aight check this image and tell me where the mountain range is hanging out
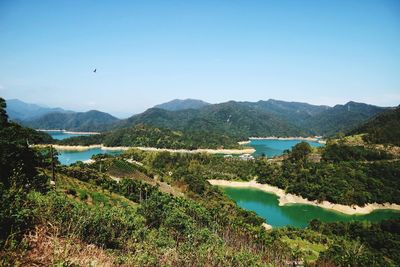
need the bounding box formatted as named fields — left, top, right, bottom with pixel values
left=6, top=98, right=391, bottom=138
left=6, top=99, right=72, bottom=121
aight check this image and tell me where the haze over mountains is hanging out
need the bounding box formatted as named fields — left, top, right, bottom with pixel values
left=6, top=98, right=391, bottom=138
left=6, top=99, right=72, bottom=121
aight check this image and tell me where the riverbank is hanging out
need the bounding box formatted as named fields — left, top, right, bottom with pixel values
left=33, top=144, right=255, bottom=154
left=37, top=129, right=100, bottom=135
left=208, top=179, right=400, bottom=215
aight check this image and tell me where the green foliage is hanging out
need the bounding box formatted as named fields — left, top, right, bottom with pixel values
left=23, top=110, right=118, bottom=132
left=28, top=191, right=143, bottom=249
left=256, top=144, right=400, bottom=206
left=288, top=141, right=312, bottom=162
left=0, top=98, right=50, bottom=246
left=60, top=124, right=240, bottom=149
left=312, top=220, right=400, bottom=266
left=322, top=143, right=393, bottom=162
left=351, top=106, right=400, bottom=146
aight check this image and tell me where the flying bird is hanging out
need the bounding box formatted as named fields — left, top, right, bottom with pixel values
left=93, top=68, right=97, bottom=73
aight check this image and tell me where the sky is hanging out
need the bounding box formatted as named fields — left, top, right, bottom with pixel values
left=0, top=0, right=399, bottom=118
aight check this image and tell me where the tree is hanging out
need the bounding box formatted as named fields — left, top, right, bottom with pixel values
left=289, top=142, right=312, bottom=162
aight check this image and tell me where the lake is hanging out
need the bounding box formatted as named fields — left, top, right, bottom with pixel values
left=248, top=139, right=323, bottom=157
left=45, top=131, right=94, bottom=140
left=58, top=148, right=123, bottom=165
left=222, top=187, right=400, bottom=228
left=44, top=131, right=121, bottom=165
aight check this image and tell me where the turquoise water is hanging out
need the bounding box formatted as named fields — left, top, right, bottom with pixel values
left=248, top=139, right=323, bottom=157
left=45, top=131, right=92, bottom=140
left=58, top=148, right=123, bottom=165
left=222, top=187, right=400, bottom=228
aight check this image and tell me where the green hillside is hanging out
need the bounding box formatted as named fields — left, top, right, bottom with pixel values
left=120, top=101, right=308, bottom=138
left=350, top=106, right=400, bottom=146
left=23, top=110, right=119, bottom=131
left=60, top=124, right=240, bottom=149
left=304, top=101, right=386, bottom=136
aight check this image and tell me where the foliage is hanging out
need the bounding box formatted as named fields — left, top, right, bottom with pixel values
left=351, top=106, right=400, bottom=146
left=22, top=110, right=118, bottom=132
left=255, top=141, right=400, bottom=206
left=60, top=124, right=241, bottom=149
left=322, top=143, right=393, bottom=162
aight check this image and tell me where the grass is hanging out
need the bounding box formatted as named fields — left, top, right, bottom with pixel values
left=49, top=170, right=138, bottom=209
left=281, top=236, right=327, bottom=262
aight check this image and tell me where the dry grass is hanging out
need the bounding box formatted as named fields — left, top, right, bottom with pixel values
left=10, top=224, right=118, bottom=267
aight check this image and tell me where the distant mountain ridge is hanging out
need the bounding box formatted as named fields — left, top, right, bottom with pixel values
left=154, top=99, right=210, bottom=111
left=6, top=99, right=72, bottom=121
left=23, top=110, right=119, bottom=132
left=7, top=98, right=392, bottom=137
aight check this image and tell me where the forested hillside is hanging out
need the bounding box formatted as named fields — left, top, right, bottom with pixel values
left=60, top=124, right=240, bottom=149
left=120, top=101, right=308, bottom=138
left=350, top=106, right=400, bottom=146
left=23, top=110, right=119, bottom=131
left=303, top=101, right=386, bottom=135
left=9, top=98, right=390, bottom=139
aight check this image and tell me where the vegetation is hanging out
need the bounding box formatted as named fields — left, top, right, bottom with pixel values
left=351, top=106, right=400, bottom=146
left=2, top=97, right=400, bottom=266
left=60, top=124, right=241, bottom=149
left=23, top=110, right=118, bottom=131
left=256, top=142, right=400, bottom=206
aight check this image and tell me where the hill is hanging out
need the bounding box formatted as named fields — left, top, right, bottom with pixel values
left=60, top=124, right=240, bottom=149
left=13, top=98, right=390, bottom=138
left=241, top=99, right=330, bottom=127
left=120, top=101, right=307, bottom=139
left=303, top=101, right=387, bottom=135
left=23, top=110, right=119, bottom=131
left=6, top=99, right=72, bottom=121
left=350, top=106, right=400, bottom=146
left=153, top=98, right=210, bottom=111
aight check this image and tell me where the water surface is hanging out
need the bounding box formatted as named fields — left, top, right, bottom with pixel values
left=45, top=131, right=93, bottom=140
left=248, top=139, right=323, bottom=157
left=58, top=148, right=123, bottom=165
left=223, top=187, right=400, bottom=228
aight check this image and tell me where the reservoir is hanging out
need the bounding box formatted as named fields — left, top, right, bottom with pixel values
left=248, top=139, right=323, bottom=157
left=43, top=131, right=122, bottom=165
left=58, top=148, right=123, bottom=165
left=222, top=187, right=400, bottom=228
left=45, top=130, right=95, bottom=140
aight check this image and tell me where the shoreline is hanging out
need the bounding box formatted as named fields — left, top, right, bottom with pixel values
left=208, top=179, right=400, bottom=215
left=37, top=129, right=101, bottom=135
left=33, top=144, right=255, bottom=154
left=249, top=136, right=322, bottom=142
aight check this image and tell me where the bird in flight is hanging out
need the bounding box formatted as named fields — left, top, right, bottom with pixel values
left=93, top=68, right=97, bottom=73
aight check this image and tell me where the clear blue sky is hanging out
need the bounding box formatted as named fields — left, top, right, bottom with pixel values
left=1, top=0, right=399, bottom=117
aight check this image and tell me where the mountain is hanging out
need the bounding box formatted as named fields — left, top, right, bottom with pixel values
left=6, top=99, right=72, bottom=121
left=119, top=101, right=307, bottom=139
left=241, top=99, right=330, bottom=126
left=14, top=98, right=390, bottom=138
left=350, top=106, right=400, bottom=146
left=23, top=110, right=119, bottom=131
left=303, top=101, right=387, bottom=136
left=153, top=98, right=210, bottom=111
